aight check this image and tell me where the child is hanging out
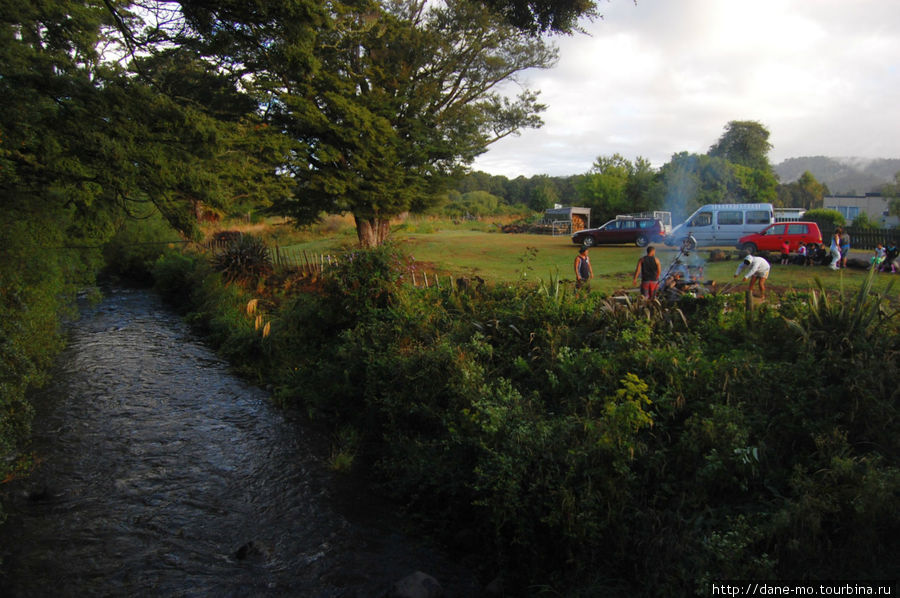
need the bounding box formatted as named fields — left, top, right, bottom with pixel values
left=796, top=243, right=809, bottom=266
left=882, top=242, right=899, bottom=273
left=870, top=243, right=886, bottom=269
left=780, top=239, right=790, bottom=265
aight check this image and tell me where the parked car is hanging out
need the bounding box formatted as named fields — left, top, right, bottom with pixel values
left=666, top=203, right=774, bottom=248
left=572, top=217, right=665, bottom=247
left=737, top=221, right=823, bottom=254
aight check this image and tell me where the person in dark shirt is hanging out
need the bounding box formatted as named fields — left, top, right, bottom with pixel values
left=632, top=246, right=662, bottom=299
left=574, top=245, right=593, bottom=292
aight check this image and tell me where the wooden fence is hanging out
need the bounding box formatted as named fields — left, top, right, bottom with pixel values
left=270, top=245, right=337, bottom=273
left=268, top=244, right=452, bottom=288
left=821, top=227, right=900, bottom=251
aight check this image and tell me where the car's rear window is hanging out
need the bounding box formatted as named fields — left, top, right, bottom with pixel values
left=787, top=224, right=808, bottom=234
left=638, top=220, right=658, bottom=229
left=746, top=210, right=771, bottom=224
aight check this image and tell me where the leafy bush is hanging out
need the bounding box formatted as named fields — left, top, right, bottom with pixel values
left=804, top=207, right=845, bottom=230
left=102, top=211, right=182, bottom=283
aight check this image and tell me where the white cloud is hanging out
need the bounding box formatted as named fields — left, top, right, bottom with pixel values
left=472, top=0, right=900, bottom=177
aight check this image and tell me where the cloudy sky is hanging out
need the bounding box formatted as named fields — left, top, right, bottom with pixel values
left=471, top=0, right=900, bottom=178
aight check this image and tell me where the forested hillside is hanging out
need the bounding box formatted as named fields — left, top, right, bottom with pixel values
left=775, top=156, right=900, bottom=194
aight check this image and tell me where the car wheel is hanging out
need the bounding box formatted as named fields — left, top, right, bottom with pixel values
left=635, top=235, right=649, bottom=247
left=741, top=242, right=757, bottom=255
left=581, top=236, right=595, bottom=247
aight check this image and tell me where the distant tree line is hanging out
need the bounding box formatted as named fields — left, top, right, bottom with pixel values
left=446, top=121, right=900, bottom=225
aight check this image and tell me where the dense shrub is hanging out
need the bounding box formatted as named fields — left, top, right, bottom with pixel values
left=154, top=245, right=899, bottom=596
left=804, top=208, right=845, bottom=231
left=1, top=208, right=102, bottom=522
left=101, top=212, right=182, bottom=283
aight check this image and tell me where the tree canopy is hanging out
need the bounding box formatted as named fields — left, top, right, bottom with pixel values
left=708, top=120, right=774, bottom=172
left=481, top=0, right=599, bottom=33
left=776, top=170, right=829, bottom=210
left=249, top=0, right=559, bottom=246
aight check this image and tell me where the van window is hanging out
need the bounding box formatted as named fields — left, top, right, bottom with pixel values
left=787, top=224, right=808, bottom=234
left=746, top=210, right=771, bottom=225
left=717, top=211, right=742, bottom=225
left=766, top=224, right=786, bottom=235
left=621, top=220, right=636, bottom=229
left=691, top=212, right=713, bottom=227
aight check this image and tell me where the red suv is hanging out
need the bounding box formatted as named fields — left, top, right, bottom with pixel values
left=572, top=217, right=665, bottom=248
left=737, top=221, right=823, bottom=254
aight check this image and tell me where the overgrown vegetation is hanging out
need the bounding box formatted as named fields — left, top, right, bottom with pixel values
left=152, top=244, right=899, bottom=595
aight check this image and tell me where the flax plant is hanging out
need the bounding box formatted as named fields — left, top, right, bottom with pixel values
left=785, top=269, right=897, bottom=353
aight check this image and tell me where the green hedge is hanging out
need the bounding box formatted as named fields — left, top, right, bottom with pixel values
left=153, top=246, right=900, bottom=596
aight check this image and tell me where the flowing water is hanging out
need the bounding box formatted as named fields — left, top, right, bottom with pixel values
left=0, top=287, right=479, bottom=597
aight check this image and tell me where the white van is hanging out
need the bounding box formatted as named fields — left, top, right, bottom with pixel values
left=666, top=203, right=774, bottom=248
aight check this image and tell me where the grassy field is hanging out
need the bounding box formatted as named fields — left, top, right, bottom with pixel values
left=276, top=224, right=897, bottom=297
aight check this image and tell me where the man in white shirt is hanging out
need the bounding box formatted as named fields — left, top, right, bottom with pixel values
left=734, top=254, right=771, bottom=299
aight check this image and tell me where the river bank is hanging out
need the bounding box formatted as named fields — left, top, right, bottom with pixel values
left=0, top=286, right=481, bottom=597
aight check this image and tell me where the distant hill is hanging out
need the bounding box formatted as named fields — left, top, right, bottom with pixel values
left=774, top=156, right=900, bottom=195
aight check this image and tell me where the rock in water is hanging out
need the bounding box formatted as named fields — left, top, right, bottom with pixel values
left=389, top=571, right=444, bottom=598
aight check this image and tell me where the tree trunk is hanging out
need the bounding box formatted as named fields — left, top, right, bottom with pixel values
left=354, top=215, right=391, bottom=248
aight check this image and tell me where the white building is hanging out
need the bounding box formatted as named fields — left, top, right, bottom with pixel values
left=823, top=193, right=898, bottom=227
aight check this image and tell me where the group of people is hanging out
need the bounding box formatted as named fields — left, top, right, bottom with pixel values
left=871, top=241, right=900, bottom=273
left=575, top=233, right=899, bottom=302
left=828, top=227, right=852, bottom=270
left=575, top=244, right=668, bottom=299
left=576, top=244, right=769, bottom=300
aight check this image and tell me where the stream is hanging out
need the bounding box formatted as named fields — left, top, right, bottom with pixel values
left=0, top=287, right=480, bottom=597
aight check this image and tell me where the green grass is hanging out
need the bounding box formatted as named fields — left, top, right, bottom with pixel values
left=278, top=227, right=898, bottom=296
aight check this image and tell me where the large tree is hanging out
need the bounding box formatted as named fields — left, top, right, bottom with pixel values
left=777, top=170, right=828, bottom=210
left=708, top=120, right=774, bottom=173
left=264, top=0, right=557, bottom=246
left=576, top=153, right=633, bottom=218
left=575, top=153, right=661, bottom=221
left=175, top=0, right=555, bottom=246
left=656, top=151, right=777, bottom=219
left=1, top=0, right=298, bottom=487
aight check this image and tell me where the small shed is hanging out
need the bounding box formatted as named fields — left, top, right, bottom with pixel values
left=544, top=206, right=591, bottom=234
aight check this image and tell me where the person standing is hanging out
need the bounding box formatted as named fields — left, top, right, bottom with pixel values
left=870, top=243, right=886, bottom=269
left=632, top=245, right=662, bottom=299
left=840, top=228, right=851, bottom=268
left=797, top=242, right=809, bottom=266
left=829, top=228, right=842, bottom=270
left=780, top=239, right=791, bottom=265
left=574, top=245, right=593, bottom=292
left=734, top=254, right=770, bottom=299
